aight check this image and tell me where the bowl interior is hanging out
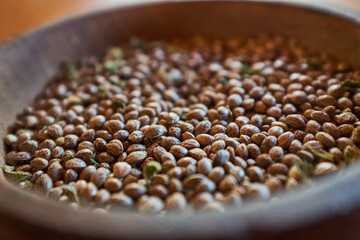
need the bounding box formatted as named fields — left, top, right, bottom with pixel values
left=1, top=1, right=360, bottom=239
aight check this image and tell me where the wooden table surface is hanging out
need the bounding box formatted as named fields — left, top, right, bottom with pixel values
left=0, top=0, right=359, bottom=43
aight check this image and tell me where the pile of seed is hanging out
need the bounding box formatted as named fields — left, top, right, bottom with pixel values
left=4, top=36, right=360, bottom=213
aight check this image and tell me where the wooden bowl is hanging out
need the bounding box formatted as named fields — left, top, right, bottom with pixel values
left=1, top=1, right=360, bottom=239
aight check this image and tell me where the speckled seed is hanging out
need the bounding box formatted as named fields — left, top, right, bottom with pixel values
left=65, top=158, right=86, bottom=172
left=165, top=192, right=187, bottom=211
left=90, top=168, right=110, bottom=188
left=126, top=151, right=147, bottom=165
left=79, top=165, right=96, bottom=181
left=314, top=162, right=338, bottom=176
left=315, top=132, right=336, bottom=148
left=34, top=174, right=53, bottom=193
left=138, top=196, right=164, bottom=213
left=144, top=125, right=165, bottom=138
left=113, top=162, right=131, bottom=178
left=106, top=139, right=124, bottom=156
left=123, top=183, right=147, bottom=199
left=246, top=183, right=270, bottom=200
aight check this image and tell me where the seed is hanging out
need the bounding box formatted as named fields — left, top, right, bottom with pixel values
left=315, top=132, right=336, bottom=148
left=104, top=178, right=122, bottom=193
left=311, top=111, right=331, bottom=123
left=192, top=192, right=214, bottom=208
left=144, top=125, right=165, bottom=138
left=64, top=134, right=79, bottom=149
left=88, top=115, right=106, bottom=130
left=96, top=152, right=115, bottom=164
left=196, top=134, right=214, bottom=146
left=126, top=151, right=147, bottom=165
left=267, top=163, right=288, bottom=175
left=316, top=95, right=336, bottom=107
left=336, top=112, right=358, bottom=124
left=34, top=174, right=53, bottom=193
left=246, top=183, right=270, bottom=200
left=314, top=162, right=338, bottom=176
left=113, top=162, right=131, bottom=178
left=218, top=175, right=237, bottom=193
left=95, top=189, right=110, bottom=205
left=214, top=149, right=230, bottom=166
left=247, top=166, right=264, bottom=182
left=47, top=162, right=64, bottom=181
left=12, top=152, right=32, bottom=165
left=65, top=158, right=86, bottom=172
left=183, top=174, right=206, bottom=189
left=138, top=196, right=164, bottom=213
left=180, top=139, right=200, bottom=149
left=109, top=192, right=133, bottom=208
left=165, top=192, right=187, bottom=211
left=123, top=183, right=146, bottom=199
left=90, top=168, right=110, bottom=188
left=30, top=158, right=48, bottom=171
left=285, top=114, right=306, bottom=129
left=106, top=139, right=124, bottom=156
left=278, top=132, right=295, bottom=148
left=240, top=124, right=260, bottom=136
left=291, top=90, right=306, bottom=105
left=79, top=165, right=96, bottom=181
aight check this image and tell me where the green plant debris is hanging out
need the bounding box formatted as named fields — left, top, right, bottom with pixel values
left=90, top=154, right=99, bottom=167
left=60, top=185, right=80, bottom=203
left=306, top=146, right=334, bottom=162
left=295, top=160, right=313, bottom=185
left=241, top=65, right=263, bottom=75
left=3, top=165, right=31, bottom=183
left=143, top=161, right=162, bottom=186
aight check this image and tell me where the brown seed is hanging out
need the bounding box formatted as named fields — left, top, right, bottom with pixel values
left=165, top=192, right=187, bottom=211
left=144, top=125, right=165, bottom=138
left=267, top=163, right=288, bottom=175
left=34, top=174, right=53, bottom=193
left=335, top=112, right=358, bottom=124
left=255, top=154, right=273, bottom=168
left=30, top=158, right=48, bottom=171
left=96, top=152, right=115, bottom=164
left=311, top=111, right=331, bottom=123
left=285, top=114, right=306, bottom=129
left=138, top=196, right=164, bottom=213
left=240, top=124, right=260, bottom=136
left=123, top=183, right=146, bottom=199
left=126, top=151, right=147, bottom=165
left=90, top=168, right=110, bottom=188
left=269, top=146, right=284, bottom=162
left=246, top=183, right=270, bottom=200
left=181, top=139, right=200, bottom=149
left=316, top=95, right=336, bottom=107
left=104, top=178, right=122, bottom=193
left=106, top=139, right=124, bottom=156
left=315, top=132, right=336, bottom=148
left=113, top=162, right=131, bottom=178
left=314, top=162, right=338, bottom=176
left=214, top=149, right=230, bottom=166
left=79, top=165, right=96, bottom=181
left=109, top=192, right=133, bottom=208
left=247, top=166, right=264, bottom=182
left=218, top=175, right=237, bottom=193
left=12, top=152, right=32, bottom=165
left=65, top=158, right=86, bottom=172
left=47, top=162, right=64, bottom=181
left=88, top=115, right=106, bottom=130
left=278, top=132, right=295, bottom=148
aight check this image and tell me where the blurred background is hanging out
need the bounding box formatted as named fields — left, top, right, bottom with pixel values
left=0, top=0, right=359, bottom=43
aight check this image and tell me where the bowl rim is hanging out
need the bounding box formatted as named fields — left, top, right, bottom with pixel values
left=1, top=1, right=360, bottom=239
